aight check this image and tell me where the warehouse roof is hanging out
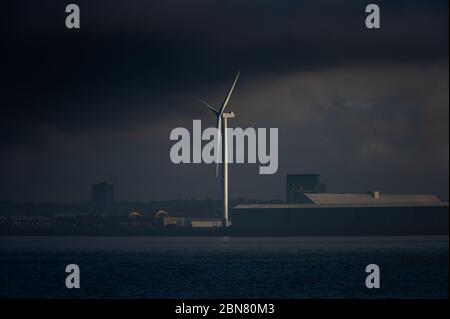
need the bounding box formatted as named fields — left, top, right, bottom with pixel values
left=303, top=193, right=441, bottom=205
left=234, top=193, right=447, bottom=209
left=234, top=202, right=449, bottom=209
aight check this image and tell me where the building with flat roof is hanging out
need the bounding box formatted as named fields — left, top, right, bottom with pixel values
left=293, top=192, right=442, bottom=205
left=232, top=191, right=449, bottom=236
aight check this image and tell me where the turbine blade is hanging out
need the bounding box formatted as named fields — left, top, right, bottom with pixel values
left=215, top=117, right=222, bottom=178
left=198, top=98, right=219, bottom=115
left=219, top=71, right=240, bottom=115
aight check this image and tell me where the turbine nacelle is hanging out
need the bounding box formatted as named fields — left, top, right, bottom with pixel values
left=222, top=112, right=235, bottom=119
left=198, top=71, right=240, bottom=178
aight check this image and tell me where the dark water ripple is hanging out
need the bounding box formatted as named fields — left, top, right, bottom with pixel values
left=0, top=236, right=448, bottom=298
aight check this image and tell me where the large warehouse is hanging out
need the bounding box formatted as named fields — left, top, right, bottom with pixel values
left=231, top=192, right=449, bottom=236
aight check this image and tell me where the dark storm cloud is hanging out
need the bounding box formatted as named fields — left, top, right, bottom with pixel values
left=0, top=0, right=448, bottom=201
left=3, top=1, right=448, bottom=118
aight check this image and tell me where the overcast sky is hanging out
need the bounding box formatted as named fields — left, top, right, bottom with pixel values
left=1, top=0, right=448, bottom=202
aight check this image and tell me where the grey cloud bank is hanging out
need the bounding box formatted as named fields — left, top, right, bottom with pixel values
left=0, top=0, right=448, bottom=201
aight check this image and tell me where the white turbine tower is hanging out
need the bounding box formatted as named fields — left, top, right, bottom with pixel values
left=199, top=71, right=240, bottom=227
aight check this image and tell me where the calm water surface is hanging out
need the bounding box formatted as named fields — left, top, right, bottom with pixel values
left=0, top=236, right=448, bottom=298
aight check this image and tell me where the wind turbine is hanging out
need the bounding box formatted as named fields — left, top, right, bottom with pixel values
left=199, top=71, right=240, bottom=227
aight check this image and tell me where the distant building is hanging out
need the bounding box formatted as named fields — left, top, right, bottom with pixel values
left=151, top=209, right=222, bottom=228
left=9, top=216, right=54, bottom=227
left=233, top=191, right=449, bottom=236
left=128, top=211, right=142, bottom=226
left=286, top=174, right=326, bottom=203
left=52, top=213, right=90, bottom=226
left=163, top=216, right=185, bottom=227
left=162, top=217, right=222, bottom=228
left=187, top=218, right=223, bottom=228
left=153, top=210, right=171, bottom=227
left=292, top=192, right=442, bottom=205
left=92, top=182, right=114, bottom=203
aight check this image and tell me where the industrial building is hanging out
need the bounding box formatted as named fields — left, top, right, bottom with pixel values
left=232, top=174, right=449, bottom=236
left=286, top=174, right=326, bottom=203
left=152, top=209, right=222, bottom=228
left=163, top=217, right=222, bottom=228
left=232, top=191, right=449, bottom=235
